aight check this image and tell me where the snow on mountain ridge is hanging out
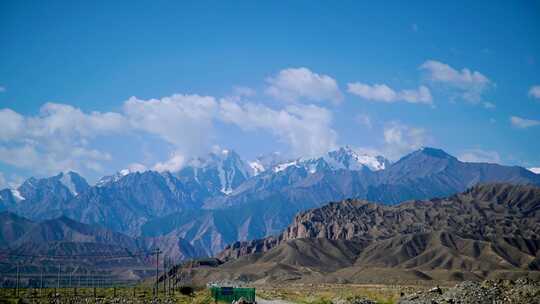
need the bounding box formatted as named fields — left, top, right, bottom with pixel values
left=268, top=147, right=389, bottom=174
left=183, top=149, right=252, bottom=195
left=11, top=189, right=25, bottom=202
left=96, top=171, right=128, bottom=187
left=529, top=167, right=540, bottom=174
left=273, top=161, right=299, bottom=173
left=84, top=147, right=388, bottom=190
left=248, top=161, right=265, bottom=176
left=325, top=146, right=388, bottom=171
left=59, top=172, right=79, bottom=195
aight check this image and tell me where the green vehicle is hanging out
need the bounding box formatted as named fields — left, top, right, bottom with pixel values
left=210, top=286, right=256, bottom=304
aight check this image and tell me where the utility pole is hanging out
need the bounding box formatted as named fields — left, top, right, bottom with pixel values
left=154, top=248, right=161, bottom=298
left=168, top=257, right=172, bottom=295
left=15, top=262, right=20, bottom=297
left=57, top=265, right=60, bottom=290
left=169, top=258, right=174, bottom=295
left=163, top=255, right=167, bottom=297
left=40, top=265, right=44, bottom=297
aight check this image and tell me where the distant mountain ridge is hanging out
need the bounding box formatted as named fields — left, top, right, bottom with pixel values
left=0, top=211, right=204, bottom=262
left=1, top=147, right=539, bottom=255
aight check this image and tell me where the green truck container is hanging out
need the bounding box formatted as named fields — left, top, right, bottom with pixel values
left=210, top=286, right=256, bottom=303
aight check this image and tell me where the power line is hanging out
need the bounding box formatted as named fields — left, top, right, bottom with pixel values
left=0, top=250, right=155, bottom=259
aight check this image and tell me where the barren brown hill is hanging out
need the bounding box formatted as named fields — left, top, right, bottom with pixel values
left=196, top=183, right=540, bottom=284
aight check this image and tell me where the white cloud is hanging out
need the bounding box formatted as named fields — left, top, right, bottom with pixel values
left=127, top=163, right=147, bottom=173
left=528, top=167, right=540, bottom=174
left=529, top=85, right=540, bottom=100
left=0, top=89, right=341, bottom=178
left=382, top=122, right=428, bottom=159
left=348, top=83, right=395, bottom=102
left=0, top=104, right=126, bottom=176
left=0, top=86, right=5, bottom=93
left=34, top=103, right=128, bottom=138
left=219, top=99, right=337, bottom=157
left=124, top=94, right=218, bottom=158
left=458, top=149, right=501, bottom=164
left=420, top=60, right=491, bottom=103
left=348, top=82, right=432, bottom=105
left=265, top=67, right=343, bottom=104
left=152, top=152, right=185, bottom=172
left=0, top=109, right=25, bottom=141
left=510, top=116, right=540, bottom=129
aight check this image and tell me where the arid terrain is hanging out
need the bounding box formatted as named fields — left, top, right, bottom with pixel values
left=169, top=184, right=540, bottom=286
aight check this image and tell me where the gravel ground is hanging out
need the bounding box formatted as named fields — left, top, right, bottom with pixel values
left=397, top=278, right=540, bottom=304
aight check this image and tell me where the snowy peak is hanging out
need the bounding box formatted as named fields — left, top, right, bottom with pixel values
left=529, top=167, right=540, bottom=174
left=273, top=160, right=299, bottom=173
left=16, top=171, right=89, bottom=197
left=248, top=161, right=265, bottom=176
left=249, top=152, right=289, bottom=176
left=96, top=168, right=140, bottom=187
left=10, top=189, right=25, bottom=202
left=58, top=171, right=89, bottom=195
left=325, top=146, right=389, bottom=171
left=264, top=147, right=389, bottom=175
left=180, top=149, right=252, bottom=195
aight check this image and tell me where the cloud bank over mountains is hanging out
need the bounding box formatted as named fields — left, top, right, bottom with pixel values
left=0, top=98, right=337, bottom=177
left=0, top=62, right=537, bottom=184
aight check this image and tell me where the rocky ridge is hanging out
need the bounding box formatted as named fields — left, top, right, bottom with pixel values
left=218, top=183, right=540, bottom=274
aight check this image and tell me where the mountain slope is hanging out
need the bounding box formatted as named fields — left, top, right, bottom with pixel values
left=367, top=148, right=540, bottom=203
left=141, top=198, right=298, bottom=256
left=0, top=212, right=36, bottom=247
left=210, top=184, right=540, bottom=283
left=62, top=171, right=208, bottom=235
left=177, top=149, right=253, bottom=195
left=0, top=212, right=203, bottom=263
left=0, top=172, right=89, bottom=219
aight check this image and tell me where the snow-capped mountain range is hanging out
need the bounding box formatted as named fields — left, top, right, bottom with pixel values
left=94, top=146, right=389, bottom=195
left=1, top=146, right=539, bottom=256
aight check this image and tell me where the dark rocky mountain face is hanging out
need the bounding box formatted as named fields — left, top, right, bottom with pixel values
left=0, top=172, right=89, bottom=219
left=0, top=212, right=36, bottom=247
left=0, top=211, right=202, bottom=264
left=61, top=171, right=210, bottom=235
left=367, top=148, right=540, bottom=203
left=1, top=148, right=539, bottom=256
left=141, top=199, right=298, bottom=256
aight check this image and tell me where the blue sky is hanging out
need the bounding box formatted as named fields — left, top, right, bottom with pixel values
left=1, top=0, right=539, bottom=185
